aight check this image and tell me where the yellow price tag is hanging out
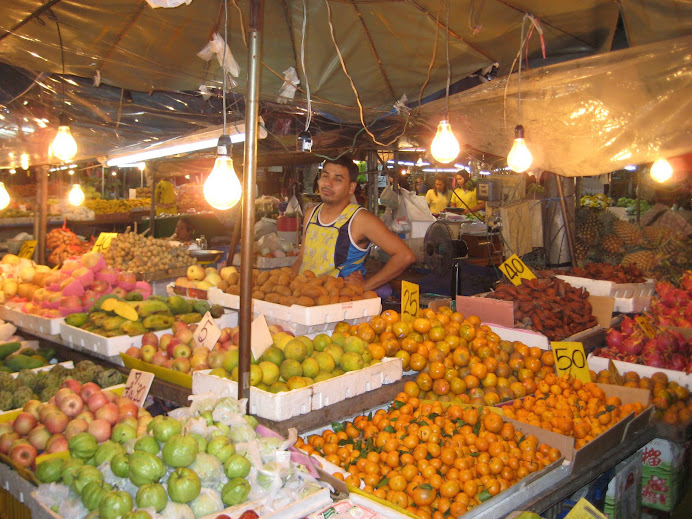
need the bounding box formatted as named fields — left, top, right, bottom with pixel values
left=401, top=281, right=419, bottom=322
left=551, top=341, right=591, bottom=383
left=635, top=315, right=656, bottom=339
left=92, top=232, right=118, bottom=253
left=564, top=498, right=608, bottom=519
left=498, top=254, right=536, bottom=286
left=17, top=240, right=37, bottom=259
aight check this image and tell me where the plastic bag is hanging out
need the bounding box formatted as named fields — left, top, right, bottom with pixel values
left=278, top=67, right=300, bottom=103
left=285, top=194, right=303, bottom=217
left=146, top=0, right=192, bottom=7
left=398, top=188, right=435, bottom=221
left=380, top=185, right=399, bottom=209
left=190, top=453, right=225, bottom=486
left=190, top=488, right=224, bottom=518
left=254, top=217, right=277, bottom=239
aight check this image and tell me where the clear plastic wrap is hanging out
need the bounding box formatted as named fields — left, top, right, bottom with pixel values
left=433, top=35, right=692, bottom=177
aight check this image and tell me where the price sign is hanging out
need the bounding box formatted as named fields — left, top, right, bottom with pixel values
left=92, top=232, right=118, bottom=253
left=498, top=254, right=536, bottom=286
left=608, top=359, right=624, bottom=386
left=401, top=281, right=419, bottom=322
left=122, top=369, right=155, bottom=407
left=193, top=311, right=222, bottom=350
left=251, top=314, right=273, bottom=360
left=635, top=315, right=656, bottom=339
left=564, top=498, right=608, bottom=519
left=17, top=240, right=37, bottom=259
left=551, top=341, right=591, bottom=383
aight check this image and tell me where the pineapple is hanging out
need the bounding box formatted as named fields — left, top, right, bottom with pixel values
left=598, top=210, right=616, bottom=235
left=575, top=207, right=601, bottom=246
left=574, top=240, right=589, bottom=265
left=621, top=250, right=657, bottom=274
left=642, top=225, right=674, bottom=249
left=576, top=224, right=598, bottom=246
left=613, top=220, right=643, bottom=247
left=601, top=234, right=625, bottom=254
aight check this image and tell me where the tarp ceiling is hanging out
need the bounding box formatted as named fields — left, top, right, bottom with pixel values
left=0, top=0, right=691, bottom=168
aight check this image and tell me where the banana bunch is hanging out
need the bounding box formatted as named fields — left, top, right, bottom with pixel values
left=579, top=193, right=613, bottom=209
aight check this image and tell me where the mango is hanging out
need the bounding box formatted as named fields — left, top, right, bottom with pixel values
left=124, top=291, right=143, bottom=301
left=192, top=300, right=210, bottom=316
left=142, top=314, right=175, bottom=331
left=90, top=294, right=119, bottom=313
left=120, top=320, right=147, bottom=336
left=176, top=312, right=202, bottom=325
left=166, top=295, right=192, bottom=315
left=100, top=298, right=120, bottom=313
left=65, top=313, right=89, bottom=328
left=137, top=300, right=171, bottom=317
left=6, top=353, right=45, bottom=370
left=112, top=301, right=139, bottom=321
left=102, top=316, right=126, bottom=332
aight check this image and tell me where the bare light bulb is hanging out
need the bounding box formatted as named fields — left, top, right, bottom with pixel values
left=204, top=135, right=242, bottom=210
left=20, top=153, right=29, bottom=170
left=507, top=125, right=533, bottom=173
left=650, top=158, right=673, bottom=183
left=52, top=115, right=78, bottom=163
left=68, top=184, right=85, bottom=206
left=0, top=182, right=10, bottom=210
left=430, top=120, right=460, bottom=164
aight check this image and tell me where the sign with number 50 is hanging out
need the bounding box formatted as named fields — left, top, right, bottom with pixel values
left=550, top=341, right=591, bottom=382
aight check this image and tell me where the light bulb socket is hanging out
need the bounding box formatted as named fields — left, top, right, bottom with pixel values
left=216, top=134, right=232, bottom=156
left=297, top=130, right=313, bottom=152
left=58, top=113, right=70, bottom=127
left=514, top=125, right=525, bottom=139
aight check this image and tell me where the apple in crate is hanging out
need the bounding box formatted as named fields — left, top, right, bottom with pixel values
left=140, top=344, right=157, bottom=363
left=159, top=334, right=176, bottom=352
left=65, top=419, right=89, bottom=440
left=10, top=440, right=37, bottom=468
left=141, top=331, right=159, bottom=348
left=187, top=265, right=205, bottom=281
left=13, top=412, right=37, bottom=435
left=28, top=424, right=51, bottom=451
left=45, top=433, right=68, bottom=454
left=125, top=346, right=142, bottom=360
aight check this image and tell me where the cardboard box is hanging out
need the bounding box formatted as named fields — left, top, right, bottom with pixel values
left=641, top=438, right=689, bottom=511
left=555, top=275, right=655, bottom=299
left=588, top=354, right=692, bottom=389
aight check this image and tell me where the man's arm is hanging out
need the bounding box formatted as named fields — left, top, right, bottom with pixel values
left=353, top=211, right=415, bottom=292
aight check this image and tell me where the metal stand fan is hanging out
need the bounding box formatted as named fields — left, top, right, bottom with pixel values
left=424, top=221, right=469, bottom=276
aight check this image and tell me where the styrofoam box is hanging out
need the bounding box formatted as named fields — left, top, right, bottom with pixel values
left=11, top=311, right=64, bottom=335
left=0, top=305, right=25, bottom=326
left=613, top=296, right=651, bottom=314
left=60, top=311, right=239, bottom=357
left=556, top=275, right=655, bottom=298
left=208, top=286, right=381, bottom=335
left=193, top=357, right=403, bottom=421
left=199, top=487, right=331, bottom=519
left=0, top=305, right=12, bottom=321
left=588, top=354, right=692, bottom=389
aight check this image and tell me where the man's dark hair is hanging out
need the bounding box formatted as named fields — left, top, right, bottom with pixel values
left=177, top=217, right=195, bottom=234
left=324, top=154, right=360, bottom=182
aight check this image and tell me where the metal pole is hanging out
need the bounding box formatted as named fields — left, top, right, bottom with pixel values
left=636, top=170, right=641, bottom=224
left=149, top=168, right=156, bottom=237
left=101, top=165, right=105, bottom=198
left=37, top=165, right=48, bottom=264
left=555, top=173, right=576, bottom=267
left=238, top=0, right=264, bottom=403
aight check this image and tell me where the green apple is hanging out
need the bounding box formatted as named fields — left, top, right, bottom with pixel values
left=134, top=435, right=160, bottom=455
left=147, top=415, right=182, bottom=443
left=167, top=467, right=201, bottom=503
left=162, top=434, right=199, bottom=468
left=221, top=477, right=251, bottom=506
left=99, top=490, right=133, bottom=519
left=128, top=451, right=166, bottom=486
left=135, top=482, right=168, bottom=512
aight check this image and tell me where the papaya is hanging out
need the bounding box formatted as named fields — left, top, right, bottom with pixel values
left=102, top=316, right=126, bottom=332
left=100, top=298, right=120, bottom=313
left=89, top=311, right=109, bottom=327
left=90, top=294, right=119, bottom=313
left=65, top=313, right=89, bottom=328
left=120, top=320, right=147, bottom=336
left=142, top=314, right=175, bottom=331
left=0, top=341, right=21, bottom=361
left=5, top=353, right=45, bottom=371
left=176, top=312, right=202, bottom=325
left=166, top=295, right=192, bottom=315
left=137, top=300, right=171, bottom=317
left=124, top=291, right=143, bottom=302
left=112, top=301, right=139, bottom=321
left=192, top=300, right=210, bottom=316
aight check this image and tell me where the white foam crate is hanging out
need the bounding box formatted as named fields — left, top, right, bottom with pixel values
left=0, top=305, right=24, bottom=326
left=556, top=275, right=655, bottom=298
left=0, top=304, right=11, bottom=321
left=193, top=357, right=403, bottom=421
left=588, top=354, right=692, bottom=389
left=208, top=286, right=381, bottom=335
left=60, top=311, right=239, bottom=357
left=12, top=311, right=64, bottom=335
left=613, top=295, right=651, bottom=314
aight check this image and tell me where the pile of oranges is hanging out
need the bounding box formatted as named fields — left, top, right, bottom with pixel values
left=345, top=307, right=558, bottom=405
left=501, top=373, right=646, bottom=449
left=591, top=369, right=692, bottom=425
left=296, top=394, right=561, bottom=519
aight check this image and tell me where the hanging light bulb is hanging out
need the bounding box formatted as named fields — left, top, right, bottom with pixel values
left=68, top=184, right=85, bottom=206
left=0, top=182, right=10, bottom=210
left=204, top=134, right=241, bottom=210
left=650, top=158, right=673, bottom=183
left=9, top=169, right=16, bottom=175
left=51, top=114, right=78, bottom=162
left=507, top=125, right=533, bottom=173
left=430, top=120, right=460, bottom=164
left=20, top=153, right=29, bottom=170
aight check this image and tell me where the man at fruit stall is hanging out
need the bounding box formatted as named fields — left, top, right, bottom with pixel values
left=292, top=155, right=415, bottom=295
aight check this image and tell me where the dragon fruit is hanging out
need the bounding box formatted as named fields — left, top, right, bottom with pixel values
left=649, top=271, right=692, bottom=327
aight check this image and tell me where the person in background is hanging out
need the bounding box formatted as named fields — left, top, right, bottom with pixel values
left=170, top=217, right=195, bottom=244
left=425, top=174, right=452, bottom=214
left=452, top=170, right=485, bottom=214
left=416, top=177, right=428, bottom=195
left=292, top=154, right=415, bottom=294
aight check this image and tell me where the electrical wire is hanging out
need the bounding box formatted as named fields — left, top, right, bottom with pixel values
left=417, top=1, right=442, bottom=112
left=444, top=0, right=451, bottom=119
left=301, top=0, right=312, bottom=132
left=222, top=0, right=228, bottom=136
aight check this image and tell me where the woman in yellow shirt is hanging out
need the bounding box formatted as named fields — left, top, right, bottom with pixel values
left=425, top=174, right=452, bottom=214
left=451, top=171, right=485, bottom=214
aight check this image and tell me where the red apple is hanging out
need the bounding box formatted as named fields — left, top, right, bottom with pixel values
left=171, top=343, right=191, bottom=359
left=118, top=415, right=138, bottom=430
left=0, top=423, right=12, bottom=436
left=23, top=399, right=42, bottom=420
left=75, top=410, right=95, bottom=424
left=45, top=433, right=68, bottom=454
left=117, top=271, right=137, bottom=291
left=192, top=346, right=209, bottom=357
left=175, top=327, right=194, bottom=346
left=151, top=351, right=168, bottom=366
left=164, top=338, right=182, bottom=357
left=88, top=419, right=111, bottom=443
left=81, top=290, right=100, bottom=310
left=267, top=324, right=284, bottom=335
left=103, top=390, right=118, bottom=403
left=190, top=355, right=209, bottom=370
left=28, top=424, right=51, bottom=450
left=125, top=346, right=142, bottom=359
left=87, top=391, right=109, bottom=412
left=207, top=350, right=225, bottom=369
left=13, top=412, right=37, bottom=435
left=61, top=378, right=82, bottom=394
left=43, top=410, right=69, bottom=434
left=159, top=333, right=176, bottom=352
left=116, top=398, right=138, bottom=419
left=65, top=418, right=89, bottom=439
left=10, top=441, right=37, bottom=468
left=140, top=343, right=157, bottom=363
left=172, top=357, right=191, bottom=373
left=80, top=382, right=101, bottom=402
left=162, top=358, right=174, bottom=369
left=0, top=432, right=19, bottom=454
left=172, top=321, right=189, bottom=336
left=39, top=403, right=60, bottom=423
left=54, top=387, right=75, bottom=407
left=141, top=331, right=159, bottom=348
left=219, top=327, right=232, bottom=344
left=95, top=402, right=120, bottom=425
left=89, top=279, right=110, bottom=294
left=58, top=392, right=84, bottom=417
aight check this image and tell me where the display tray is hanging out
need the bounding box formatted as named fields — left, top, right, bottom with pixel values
left=192, top=357, right=403, bottom=421
left=120, top=353, right=192, bottom=388
left=588, top=354, right=692, bottom=389
left=60, top=311, right=238, bottom=357
left=2, top=307, right=64, bottom=335
left=488, top=322, right=604, bottom=351
left=555, top=274, right=655, bottom=298
left=208, top=286, right=381, bottom=335
left=168, top=283, right=208, bottom=300
left=189, top=249, right=224, bottom=264
left=135, top=266, right=188, bottom=283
